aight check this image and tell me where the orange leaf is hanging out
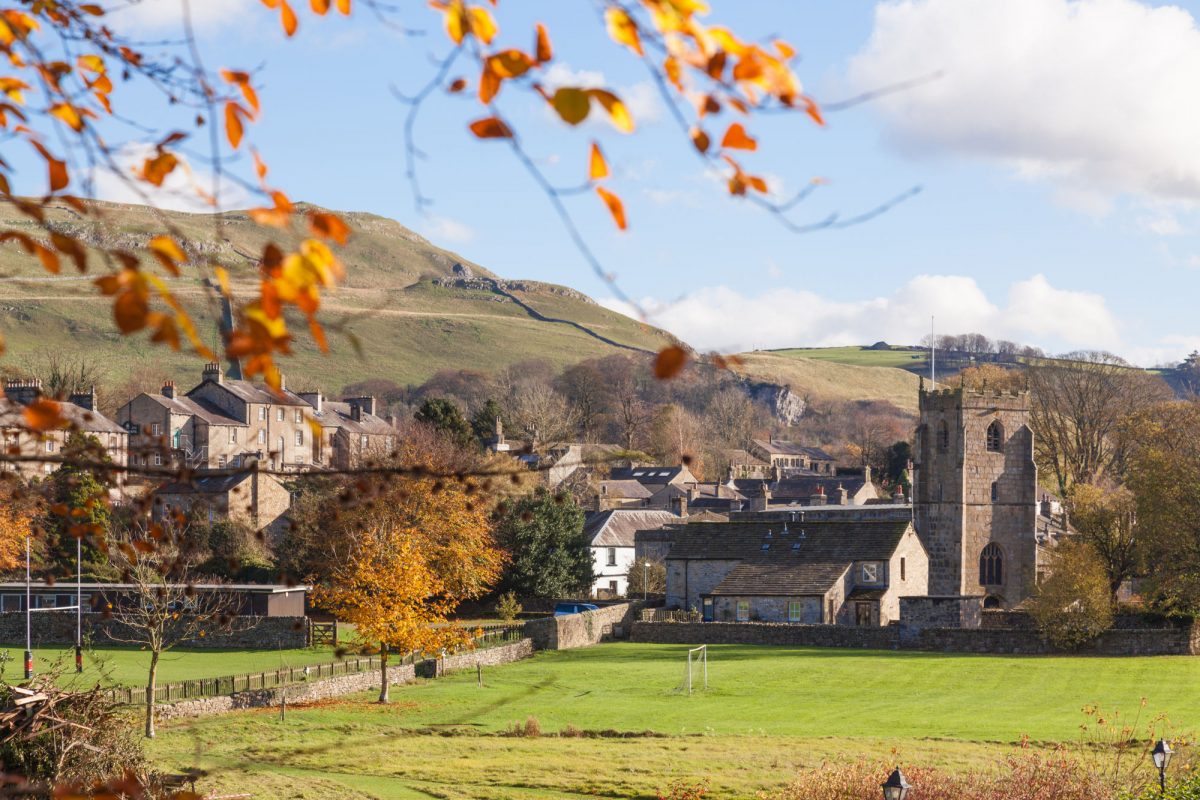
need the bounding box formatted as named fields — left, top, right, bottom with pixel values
left=336, top=0, right=351, bottom=12
left=487, top=49, right=533, bottom=79
left=252, top=149, right=268, bottom=181
left=280, top=0, right=298, bottom=35
left=141, top=151, right=178, bottom=187
left=311, top=0, right=330, bottom=13
left=588, top=142, right=608, bottom=181
left=664, top=56, right=683, bottom=91
left=690, top=127, right=710, bottom=154
left=479, top=65, right=501, bottom=104
left=605, top=7, right=642, bottom=55
left=803, top=96, right=824, bottom=126
left=721, top=122, right=757, bottom=151
left=447, top=77, right=467, bottom=93
left=654, top=346, right=688, bottom=380
left=551, top=88, right=590, bottom=125
left=595, top=186, right=626, bottom=231
left=23, top=399, right=67, bottom=432
left=587, top=89, right=633, bottom=133
left=224, top=102, right=245, bottom=149
left=535, top=23, right=552, bottom=63
left=148, top=235, right=186, bottom=274
left=50, top=103, right=84, bottom=131
left=468, top=117, right=512, bottom=139
left=309, top=211, right=351, bottom=245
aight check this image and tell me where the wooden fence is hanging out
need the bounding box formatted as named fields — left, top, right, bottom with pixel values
left=106, top=622, right=528, bottom=706
left=640, top=608, right=702, bottom=623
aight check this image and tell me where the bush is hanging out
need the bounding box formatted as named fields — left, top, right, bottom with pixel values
left=658, top=778, right=709, bottom=800
left=1029, top=540, right=1114, bottom=649
left=496, top=591, right=523, bottom=622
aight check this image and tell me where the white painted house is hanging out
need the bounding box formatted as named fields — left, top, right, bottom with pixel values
left=582, top=509, right=679, bottom=598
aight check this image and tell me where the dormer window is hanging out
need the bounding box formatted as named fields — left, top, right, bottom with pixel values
left=861, top=563, right=879, bottom=583
left=986, top=420, right=1004, bottom=452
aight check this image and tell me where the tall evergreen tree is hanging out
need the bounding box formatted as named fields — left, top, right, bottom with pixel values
left=496, top=489, right=592, bottom=598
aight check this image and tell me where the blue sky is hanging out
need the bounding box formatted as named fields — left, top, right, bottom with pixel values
left=57, top=0, right=1200, bottom=365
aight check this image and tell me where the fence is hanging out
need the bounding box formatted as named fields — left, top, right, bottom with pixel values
left=640, top=608, right=702, bottom=623
left=106, top=623, right=527, bottom=706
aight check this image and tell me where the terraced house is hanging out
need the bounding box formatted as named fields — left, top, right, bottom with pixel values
left=0, top=380, right=127, bottom=478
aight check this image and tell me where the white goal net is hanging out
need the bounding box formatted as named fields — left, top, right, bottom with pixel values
left=682, top=645, right=708, bottom=694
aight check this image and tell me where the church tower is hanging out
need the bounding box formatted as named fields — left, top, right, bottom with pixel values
left=912, top=382, right=1038, bottom=606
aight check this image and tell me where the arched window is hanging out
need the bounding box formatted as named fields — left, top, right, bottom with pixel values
left=980, top=543, right=1003, bottom=585
left=938, top=420, right=949, bottom=450
left=986, top=420, right=1004, bottom=452
left=983, top=595, right=1002, bottom=609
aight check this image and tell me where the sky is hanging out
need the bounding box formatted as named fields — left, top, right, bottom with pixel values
left=46, top=0, right=1200, bottom=366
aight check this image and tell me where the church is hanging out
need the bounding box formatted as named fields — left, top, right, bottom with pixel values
left=912, top=380, right=1060, bottom=608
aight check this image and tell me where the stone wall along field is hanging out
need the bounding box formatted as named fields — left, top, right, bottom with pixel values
left=0, top=611, right=308, bottom=649
left=631, top=621, right=899, bottom=650
left=524, top=602, right=642, bottom=650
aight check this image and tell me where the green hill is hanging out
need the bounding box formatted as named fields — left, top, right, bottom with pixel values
left=0, top=201, right=676, bottom=393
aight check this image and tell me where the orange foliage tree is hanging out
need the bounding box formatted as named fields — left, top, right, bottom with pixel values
left=312, top=459, right=505, bottom=702
left=0, top=479, right=33, bottom=571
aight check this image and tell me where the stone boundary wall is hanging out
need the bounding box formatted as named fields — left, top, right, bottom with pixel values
left=157, top=639, right=533, bottom=722
left=524, top=602, right=643, bottom=650
left=0, top=611, right=307, bottom=649
left=632, top=622, right=1200, bottom=656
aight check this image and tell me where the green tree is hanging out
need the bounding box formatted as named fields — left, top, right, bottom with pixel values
left=472, top=398, right=506, bottom=446
left=415, top=397, right=473, bottom=448
left=1028, top=540, right=1114, bottom=649
left=884, top=440, right=912, bottom=493
left=496, top=489, right=592, bottom=598
left=1066, top=483, right=1139, bottom=605
left=627, top=557, right=666, bottom=597
left=42, top=433, right=115, bottom=580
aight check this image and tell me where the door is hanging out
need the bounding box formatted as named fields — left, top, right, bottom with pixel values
left=855, top=602, right=873, bottom=627
left=702, top=597, right=714, bottom=622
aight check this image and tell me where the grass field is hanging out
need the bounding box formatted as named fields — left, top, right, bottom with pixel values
left=147, top=642, right=1200, bottom=799
left=764, top=345, right=929, bottom=369
left=1, top=643, right=341, bottom=688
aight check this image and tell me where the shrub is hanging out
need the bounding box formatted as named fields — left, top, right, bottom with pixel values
left=496, top=591, right=523, bottom=622
left=1124, top=773, right=1200, bottom=799
left=560, top=724, right=583, bottom=738
left=1029, top=540, right=1114, bottom=649
left=658, top=778, right=709, bottom=800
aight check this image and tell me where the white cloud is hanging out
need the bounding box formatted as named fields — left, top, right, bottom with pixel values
left=420, top=214, right=475, bottom=244
left=89, top=143, right=254, bottom=212
left=601, top=273, right=1129, bottom=358
left=848, top=0, right=1200, bottom=215
left=107, top=0, right=248, bottom=31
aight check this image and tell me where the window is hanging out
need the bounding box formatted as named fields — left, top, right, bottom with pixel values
left=295, top=410, right=302, bottom=423
left=259, top=407, right=266, bottom=421
left=1, top=594, right=21, bottom=612
left=606, top=547, right=617, bottom=566
left=152, top=452, right=162, bottom=467
left=360, top=434, right=368, bottom=449
left=736, top=600, right=750, bottom=622
left=609, top=580, right=618, bottom=595
left=861, top=563, right=879, bottom=583
left=900, top=557, right=906, bottom=582
left=258, top=429, right=266, bottom=445
left=44, top=440, right=54, bottom=453
left=277, top=408, right=284, bottom=421
left=217, top=455, right=227, bottom=469
left=986, top=420, right=1004, bottom=452
left=788, top=600, right=802, bottom=623
left=938, top=420, right=949, bottom=450
left=295, top=430, right=303, bottom=446
left=228, top=428, right=238, bottom=443
left=990, top=481, right=999, bottom=503
left=980, top=543, right=1003, bottom=585
left=152, top=423, right=162, bottom=436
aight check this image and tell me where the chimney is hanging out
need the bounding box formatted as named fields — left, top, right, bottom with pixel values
left=750, top=481, right=771, bottom=512
left=893, top=485, right=907, bottom=504
left=834, top=483, right=849, bottom=505
left=686, top=484, right=698, bottom=503
left=350, top=404, right=362, bottom=422
left=4, top=378, right=42, bottom=407
left=773, top=462, right=783, bottom=483
left=202, top=362, right=223, bottom=384
left=863, top=464, right=873, bottom=484
left=161, top=381, right=175, bottom=400
left=69, top=385, right=97, bottom=412
left=809, top=485, right=827, bottom=506
left=279, top=374, right=287, bottom=391
left=299, top=391, right=323, bottom=413
left=346, top=396, right=377, bottom=418
left=671, top=493, right=688, bottom=518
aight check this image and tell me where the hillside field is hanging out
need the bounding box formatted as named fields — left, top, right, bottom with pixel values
left=148, top=642, right=1200, bottom=799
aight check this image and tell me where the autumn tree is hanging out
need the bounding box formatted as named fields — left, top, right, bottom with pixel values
left=627, top=556, right=666, bottom=597
left=1028, top=540, right=1114, bottom=650
left=314, top=447, right=505, bottom=702
left=506, top=383, right=578, bottom=450
left=1067, top=483, right=1139, bottom=605
left=0, top=477, right=35, bottom=574
left=958, top=363, right=1026, bottom=392
left=650, top=404, right=704, bottom=477
left=495, top=489, right=592, bottom=599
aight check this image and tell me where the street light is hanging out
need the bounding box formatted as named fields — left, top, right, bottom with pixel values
left=1152, top=739, right=1173, bottom=794
left=882, top=767, right=911, bottom=800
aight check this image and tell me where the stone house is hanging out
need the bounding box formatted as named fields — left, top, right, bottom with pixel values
left=595, top=479, right=653, bottom=510
left=731, top=468, right=879, bottom=511
left=116, top=381, right=245, bottom=470
left=298, top=392, right=394, bottom=469
left=154, top=469, right=293, bottom=540
left=0, top=380, right=127, bottom=478
left=583, top=508, right=680, bottom=597
left=663, top=519, right=928, bottom=626
left=748, top=439, right=837, bottom=476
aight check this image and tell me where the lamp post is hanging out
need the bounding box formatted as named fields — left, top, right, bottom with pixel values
left=643, top=561, right=648, bottom=601
left=1152, top=739, right=1173, bottom=795
left=882, top=767, right=911, bottom=800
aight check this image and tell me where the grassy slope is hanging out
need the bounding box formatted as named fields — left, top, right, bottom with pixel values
left=0, top=201, right=677, bottom=392
left=735, top=352, right=921, bottom=413
left=148, top=642, right=1200, bottom=799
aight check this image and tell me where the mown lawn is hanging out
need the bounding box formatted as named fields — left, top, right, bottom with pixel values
left=0, top=642, right=343, bottom=688
left=148, top=642, right=1200, bottom=799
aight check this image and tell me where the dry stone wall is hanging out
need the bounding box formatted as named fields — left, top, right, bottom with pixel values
left=524, top=602, right=642, bottom=650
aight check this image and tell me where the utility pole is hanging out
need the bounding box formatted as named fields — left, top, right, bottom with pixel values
left=930, top=315, right=937, bottom=388
left=24, top=535, right=31, bottom=680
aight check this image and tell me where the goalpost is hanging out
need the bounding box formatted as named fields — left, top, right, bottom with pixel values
left=684, top=645, right=708, bottom=694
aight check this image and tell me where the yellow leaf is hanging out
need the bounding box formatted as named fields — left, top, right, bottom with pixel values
left=336, top=0, right=351, bottom=13
left=654, top=346, right=688, bottom=380
left=587, top=89, right=633, bottom=133
left=720, top=122, right=757, bottom=151
left=595, top=186, right=626, bottom=231
left=214, top=266, right=231, bottom=296
left=605, top=8, right=642, bottom=55
left=148, top=235, right=186, bottom=264
left=588, top=142, right=608, bottom=180
left=551, top=88, right=590, bottom=126
left=77, top=54, right=105, bottom=73
left=487, top=49, right=533, bottom=79
left=467, top=6, right=497, bottom=44
left=468, top=116, right=512, bottom=139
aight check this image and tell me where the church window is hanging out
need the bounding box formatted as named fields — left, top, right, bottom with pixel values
left=990, top=481, right=998, bottom=502
left=938, top=420, right=949, bottom=450
left=980, top=543, right=1003, bottom=585
left=986, top=420, right=1004, bottom=452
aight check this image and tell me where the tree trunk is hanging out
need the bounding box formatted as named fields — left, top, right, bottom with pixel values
left=378, top=643, right=389, bottom=704
left=145, top=649, right=160, bottom=739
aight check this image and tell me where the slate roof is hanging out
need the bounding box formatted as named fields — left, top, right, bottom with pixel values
left=725, top=449, right=768, bottom=466
left=140, top=393, right=245, bottom=426
left=668, top=519, right=913, bottom=597
left=752, top=440, right=836, bottom=461
left=609, top=466, right=690, bottom=486
left=190, top=379, right=308, bottom=407
left=0, top=397, right=126, bottom=435
left=584, top=509, right=679, bottom=547
left=158, top=471, right=252, bottom=495
left=770, top=476, right=868, bottom=502
left=311, top=400, right=393, bottom=435
left=599, top=480, right=652, bottom=500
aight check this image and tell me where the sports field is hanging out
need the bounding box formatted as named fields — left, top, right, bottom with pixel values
left=147, top=643, right=1200, bottom=799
